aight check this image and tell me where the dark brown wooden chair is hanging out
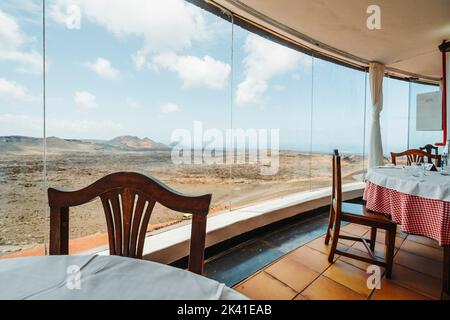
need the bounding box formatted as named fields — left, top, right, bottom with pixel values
left=390, top=149, right=427, bottom=166
left=420, top=144, right=439, bottom=157
left=48, top=172, right=212, bottom=275
left=420, top=144, right=441, bottom=167
left=325, top=150, right=397, bottom=279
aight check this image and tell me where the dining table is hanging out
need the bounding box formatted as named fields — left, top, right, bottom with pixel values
left=363, top=165, right=450, bottom=299
left=0, top=255, right=247, bottom=300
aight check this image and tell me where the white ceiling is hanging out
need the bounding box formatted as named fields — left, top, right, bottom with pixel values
left=212, top=0, right=450, bottom=82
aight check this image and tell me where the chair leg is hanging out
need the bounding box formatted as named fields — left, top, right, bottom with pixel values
left=385, top=225, right=396, bottom=279
left=370, top=227, right=377, bottom=252
left=325, top=206, right=335, bottom=245
left=328, top=218, right=341, bottom=263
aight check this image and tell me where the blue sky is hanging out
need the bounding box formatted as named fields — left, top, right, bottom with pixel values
left=0, top=0, right=441, bottom=154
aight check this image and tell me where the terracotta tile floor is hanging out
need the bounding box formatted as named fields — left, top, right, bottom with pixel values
left=234, top=223, right=444, bottom=300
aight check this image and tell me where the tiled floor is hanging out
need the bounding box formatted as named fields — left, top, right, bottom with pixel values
left=233, top=223, right=444, bottom=300
left=204, top=211, right=332, bottom=286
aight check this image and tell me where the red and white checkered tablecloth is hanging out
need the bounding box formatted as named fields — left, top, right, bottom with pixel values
left=364, top=181, right=450, bottom=246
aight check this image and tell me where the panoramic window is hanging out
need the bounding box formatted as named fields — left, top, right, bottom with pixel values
left=0, top=0, right=442, bottom=258
left=1, top=0, right=448, bottom=303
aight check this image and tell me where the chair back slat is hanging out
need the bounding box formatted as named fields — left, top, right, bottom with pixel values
left=100, top=196, right=117, bottom=255
left=108, top=191, right=123, bottom=255
left=120, top=188, right=134, bottom=257
left=129, top=193, right=149, bottom=257
left=136, top=199, right=156, bottom=259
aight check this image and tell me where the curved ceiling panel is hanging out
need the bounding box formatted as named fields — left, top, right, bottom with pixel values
left=211, top=0, right=450, bottom=82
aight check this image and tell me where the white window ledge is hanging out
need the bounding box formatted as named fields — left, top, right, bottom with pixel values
left=87, top=182, right=365, bottom=264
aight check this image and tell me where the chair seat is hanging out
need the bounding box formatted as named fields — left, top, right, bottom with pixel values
left=341, top=202, right=393, bottom=224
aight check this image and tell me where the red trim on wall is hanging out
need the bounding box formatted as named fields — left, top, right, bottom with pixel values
left=436, top=42, right=448, bottom=146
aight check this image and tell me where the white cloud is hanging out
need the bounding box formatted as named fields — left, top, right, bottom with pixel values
left=152, top=52, right=230, bottom=89
left=74, top=91, right=97, bottom=109
left=0, top=78, right=35, bottom=102
left=236, top=78, right=267, bottom=106
left=160, top=103, right=180, bottom=114
left=132, top=49, right=147, bottom=70
left=50, top=0, right=209, bottom=59
left=50, top=1, right=230, bottom=90
left=49, top=0, right=222, bottom=89
left=0, top=9, right=42, bottom=74
left=84, top=57, right=120, bottom=80
left=236, top=34, right=310, bottom=106
left=0, top=10, right=25, bottom=51
left=1, top=0, right=42, bottom=19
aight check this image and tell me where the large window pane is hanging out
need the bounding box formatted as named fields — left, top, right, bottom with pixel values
left=230, top=27, right=313, bottom=209
left=311, top=58, right=366, bottom=189
left=0, top=1, right=44, bottom=256
left=382, top=77, right=410, bottom=155
left=45, top=0, right=232, bottom=249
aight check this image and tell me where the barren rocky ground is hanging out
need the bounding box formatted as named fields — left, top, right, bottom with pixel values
left=0, top=150, right=364, bottom=255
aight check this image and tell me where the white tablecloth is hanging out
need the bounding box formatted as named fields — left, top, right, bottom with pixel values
left=0, top=255, right=247, bottom=300
left=366, top=167, right=450, bottom=202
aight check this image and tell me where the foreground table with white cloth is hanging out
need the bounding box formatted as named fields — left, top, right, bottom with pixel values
left=363, top=166, right=450, bottom=299
left=0, top=255, right=247, bottom=300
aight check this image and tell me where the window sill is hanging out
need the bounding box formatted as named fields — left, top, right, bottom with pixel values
left=86, top=182, right=365, bottom=263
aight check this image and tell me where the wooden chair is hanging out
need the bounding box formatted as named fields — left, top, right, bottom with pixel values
left=420, top=144, right=441, bottom=167
left=420, top=144, right=439, bottom=157
left=390, top=149, right=427, bottom=166
left=48, top=172, right=212, bottom=275
left=325, top=150, right=397, bottom=279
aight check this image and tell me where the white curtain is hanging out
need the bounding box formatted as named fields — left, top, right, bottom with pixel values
left=368, top=62, right=385, bottom=168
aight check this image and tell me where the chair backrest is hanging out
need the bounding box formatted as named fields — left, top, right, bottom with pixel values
left=420, top=144, right=439, bottom=157
left=48, top=172, right=212, bottom=275
left=331, top=149, right=342, bottom=220
left=390, top=149, right=427, bottom=166
left=420, top=144, right=441, bottom=166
